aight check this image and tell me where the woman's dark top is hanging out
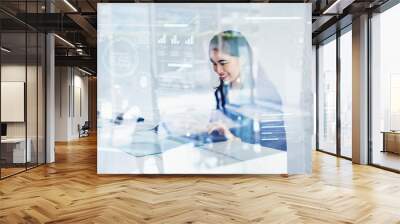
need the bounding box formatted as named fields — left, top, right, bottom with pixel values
left=214, top=75, right=287, bottom=151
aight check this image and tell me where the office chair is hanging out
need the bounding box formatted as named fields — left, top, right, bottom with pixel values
left=79, top=121, right=90, bottom=138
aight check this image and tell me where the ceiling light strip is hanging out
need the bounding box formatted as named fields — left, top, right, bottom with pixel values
left=63, top=0, right=78, bottom=12
left=323, top=0, right=343, bottom=14
left=78, top=67, right=93, bottom=76
left=1, top=47, right=11, bottom=53
left=54, top=34, right=75, bottom=48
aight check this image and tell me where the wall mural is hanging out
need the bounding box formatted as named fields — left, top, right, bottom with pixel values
left=97, top=3, right=313, bottom=174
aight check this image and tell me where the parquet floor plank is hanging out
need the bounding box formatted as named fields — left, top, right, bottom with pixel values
left=1, top=135, right=400, bottom=223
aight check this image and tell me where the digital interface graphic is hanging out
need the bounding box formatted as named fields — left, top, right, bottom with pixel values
left=97, top=3, right=313, bottom=174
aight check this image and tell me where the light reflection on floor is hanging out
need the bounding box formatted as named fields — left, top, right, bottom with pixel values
left=372, top=151, right=400, bottom=171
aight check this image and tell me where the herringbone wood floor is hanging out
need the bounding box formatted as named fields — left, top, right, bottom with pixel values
left=1, top=135, right=400, bottom=224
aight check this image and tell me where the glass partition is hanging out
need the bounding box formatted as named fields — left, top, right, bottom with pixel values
left=0, top=2, right=46, bottom=179
left=317, top=36, right=337, bottom=155
left=339, top=28, right=352, bottom=158
left=371, top=4, right=400, bottom=171
left=26, top=0, right=41, bottom=169
left=27, top=30, right=38, bottom=169
left=38, top=32, right=45, bottom=165
left=1, top=31, right=28, bottom=177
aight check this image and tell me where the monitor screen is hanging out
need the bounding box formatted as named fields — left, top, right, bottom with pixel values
left=1, top=123, right=7, bottom=137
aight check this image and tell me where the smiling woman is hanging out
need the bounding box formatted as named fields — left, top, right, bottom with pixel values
left=208, top=30, right=287, bottom=151
left=209, top=30, right=252, bottom=88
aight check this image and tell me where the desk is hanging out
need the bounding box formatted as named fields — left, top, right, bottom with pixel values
left=1, top=138, right=31, bottom=163
left=99, top=108, right=288, bottom=174
left=382, top=131, right=400, bottom=154
left=99, top=129, right=287, bottom=174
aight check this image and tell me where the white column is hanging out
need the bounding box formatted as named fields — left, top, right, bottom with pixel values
left=46, top=33, right=55, bottom=163
left=45, top=0, right=56, bottom=163
left=352, top=14, right=369, bottom=164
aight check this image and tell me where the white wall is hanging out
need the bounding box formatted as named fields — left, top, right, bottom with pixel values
left=1, top=65, right=40, bottom=137
left=55, top=67, right=89, bottom=141
left=55, top=66, right=69, bottom=141
left=1, top=65, right=27, bottom=140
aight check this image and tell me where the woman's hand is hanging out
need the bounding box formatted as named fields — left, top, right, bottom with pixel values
left=207, top=122, right=235, bottom=140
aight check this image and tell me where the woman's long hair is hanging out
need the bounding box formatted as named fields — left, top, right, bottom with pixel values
left=209, top=30, right=254, bottom=110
